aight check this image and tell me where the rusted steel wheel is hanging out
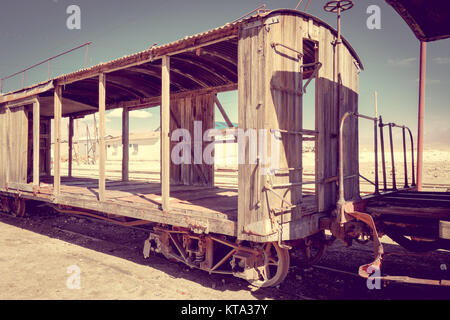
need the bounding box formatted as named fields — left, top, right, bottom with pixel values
left=0, top=197, right=11, bottom=213
left=302, top=231, right=326, bottom=265
left=9, top=198, right=26, bottom=217
left=250, top=242, right=290, bottom=288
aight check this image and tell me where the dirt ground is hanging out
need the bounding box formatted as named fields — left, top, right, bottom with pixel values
left=1, top=204, right=449, bottom=300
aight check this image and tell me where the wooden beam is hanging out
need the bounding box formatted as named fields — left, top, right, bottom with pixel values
left=171, top=56, right=232, bottom=83
left=161, top=56, right=170, bottom=211
left=214, top=95, right=233, bottom=128
left=33, top=99, right=40, bottom=186
left=170, top=66, right=209, bottom=87
left=65, top=83, right=238, bottom=119
left=99, top=73, right=106, bottom=201
left=54, top=86, right=62, bottom=196
left=68, top=117, right=74, bottom=177
left=201, top=49, right=238, bottom=70
left=122, top=107, right=129, bottom=182
left=127, top=66, right=184, bottom=91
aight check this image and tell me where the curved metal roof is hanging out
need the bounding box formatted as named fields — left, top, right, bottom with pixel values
left=386, top=0, right=450, bottom=42
left=1, top=8, right=363, bottom=114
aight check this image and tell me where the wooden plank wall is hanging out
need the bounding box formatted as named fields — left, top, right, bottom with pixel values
left=122, top=107, right=129, bottom=181
left=33, top=101, right=40, bottom=186
left=0, top=107, right=7, bottom=187
left=237, top=13, right=360, bottom=239
left=40, top=119, right=51, bottom=176
left=341, top=39, right=360, bottom=201
left=313, top=20, right=360, bottom=211
left=315, top=22, right=337, bottom=212
left=98, top=73, right=106, bottom=201
left=54, top=86, right=62, bottom=196
left=6, top=106, right=29, bottom=184
left=170, top=93, right=215, bottom=186
left=161, top=56, right=171, bottom=210
left=238, top=14, right=304, bottom=239
left=264, top=15, right=304, bottom=223
left=238, top=21, right=265, bottom=239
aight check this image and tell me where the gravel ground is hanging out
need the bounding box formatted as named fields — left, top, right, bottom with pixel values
left=0, top=204, right=449, bottom=300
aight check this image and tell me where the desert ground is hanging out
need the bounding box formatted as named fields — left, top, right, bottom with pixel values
left=1, top=148, right=449, bottom=300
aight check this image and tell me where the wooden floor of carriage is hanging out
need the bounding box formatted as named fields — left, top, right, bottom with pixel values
left=38, top=176, right=318, bottom=222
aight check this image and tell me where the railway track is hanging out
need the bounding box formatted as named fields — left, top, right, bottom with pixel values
left=1, top=206, right=449, bottom=299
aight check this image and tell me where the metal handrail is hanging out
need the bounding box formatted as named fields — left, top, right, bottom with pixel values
left=0, top=42, right=92, bottom=93
left=338, top=112, right=377, bottom=208
left=388, top=123, right=416, bottom=187
left=338, top=112, right=415, bottom=211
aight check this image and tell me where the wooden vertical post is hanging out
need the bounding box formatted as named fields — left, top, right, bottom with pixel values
left=33, top=99, right=40, bottom=186
left=122, top=107, right=129, bottom=182
left=54, top=86, right=62, bottom=197
left=161, top=56, right=170, bottom=211
left=68, top=117, right=74, bottom=177
left=99, top=73, right=106, bottom=201
left=5, top=105, right=10, bottom=188
left=45, top=119, right=52, bottom=176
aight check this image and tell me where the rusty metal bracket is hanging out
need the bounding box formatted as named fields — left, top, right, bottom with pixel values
left=32, top=185, right=39, bottom=196
left=345, top=209, right=384, bottom=278
left=301, top=62, right=322, bottom=93
left=270, top=42, right=304, bottom=60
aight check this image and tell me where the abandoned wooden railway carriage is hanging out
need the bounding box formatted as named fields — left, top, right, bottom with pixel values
left=0, top=7, right=449, bottom=287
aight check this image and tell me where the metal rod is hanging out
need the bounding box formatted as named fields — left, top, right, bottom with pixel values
left=379, top=116, right=387, bottom=191
left=338, top=112, right=353, bottom=208
left=302, top=62, right=322, bottom=93
left=355, top=113, right=377, bottom=121
left=374, top=118, right=379, bottom=194
left=270, top=128, right=318, bottom=136
left=388, top=123, right=397, bottom=190
left=304, top=0, right=312, bottom=12
left=1, top=42, right=92, bottom=85
left=359, top=174, right=376, bottom=186
left=336, top=7, right=342, bottom=192
left=417, top=41, right=426, bottom=191
left=407, top=127, right=416, bottom=186
left=264, top=185, right=294, bottom=208
left=270, top=181, right=318, bottom=189
left=402, top=127, right=409, bottom=188
left=84, top=44, right=90, bottom=68
left=231, top=4, right=266, bottom=24
left=210, top=248, right=236, bottom=272
left=271, top=42, right=304, bottom=59
left=338, top=111, right=383, bottom=210
left=295, top=0, right=304, bottom=10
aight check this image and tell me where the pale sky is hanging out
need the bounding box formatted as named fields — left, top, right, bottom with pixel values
left=1, top=0, right=449, bottom=149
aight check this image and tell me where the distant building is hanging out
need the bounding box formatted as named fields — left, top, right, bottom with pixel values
left=105, top=131, right=160, bottom=161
